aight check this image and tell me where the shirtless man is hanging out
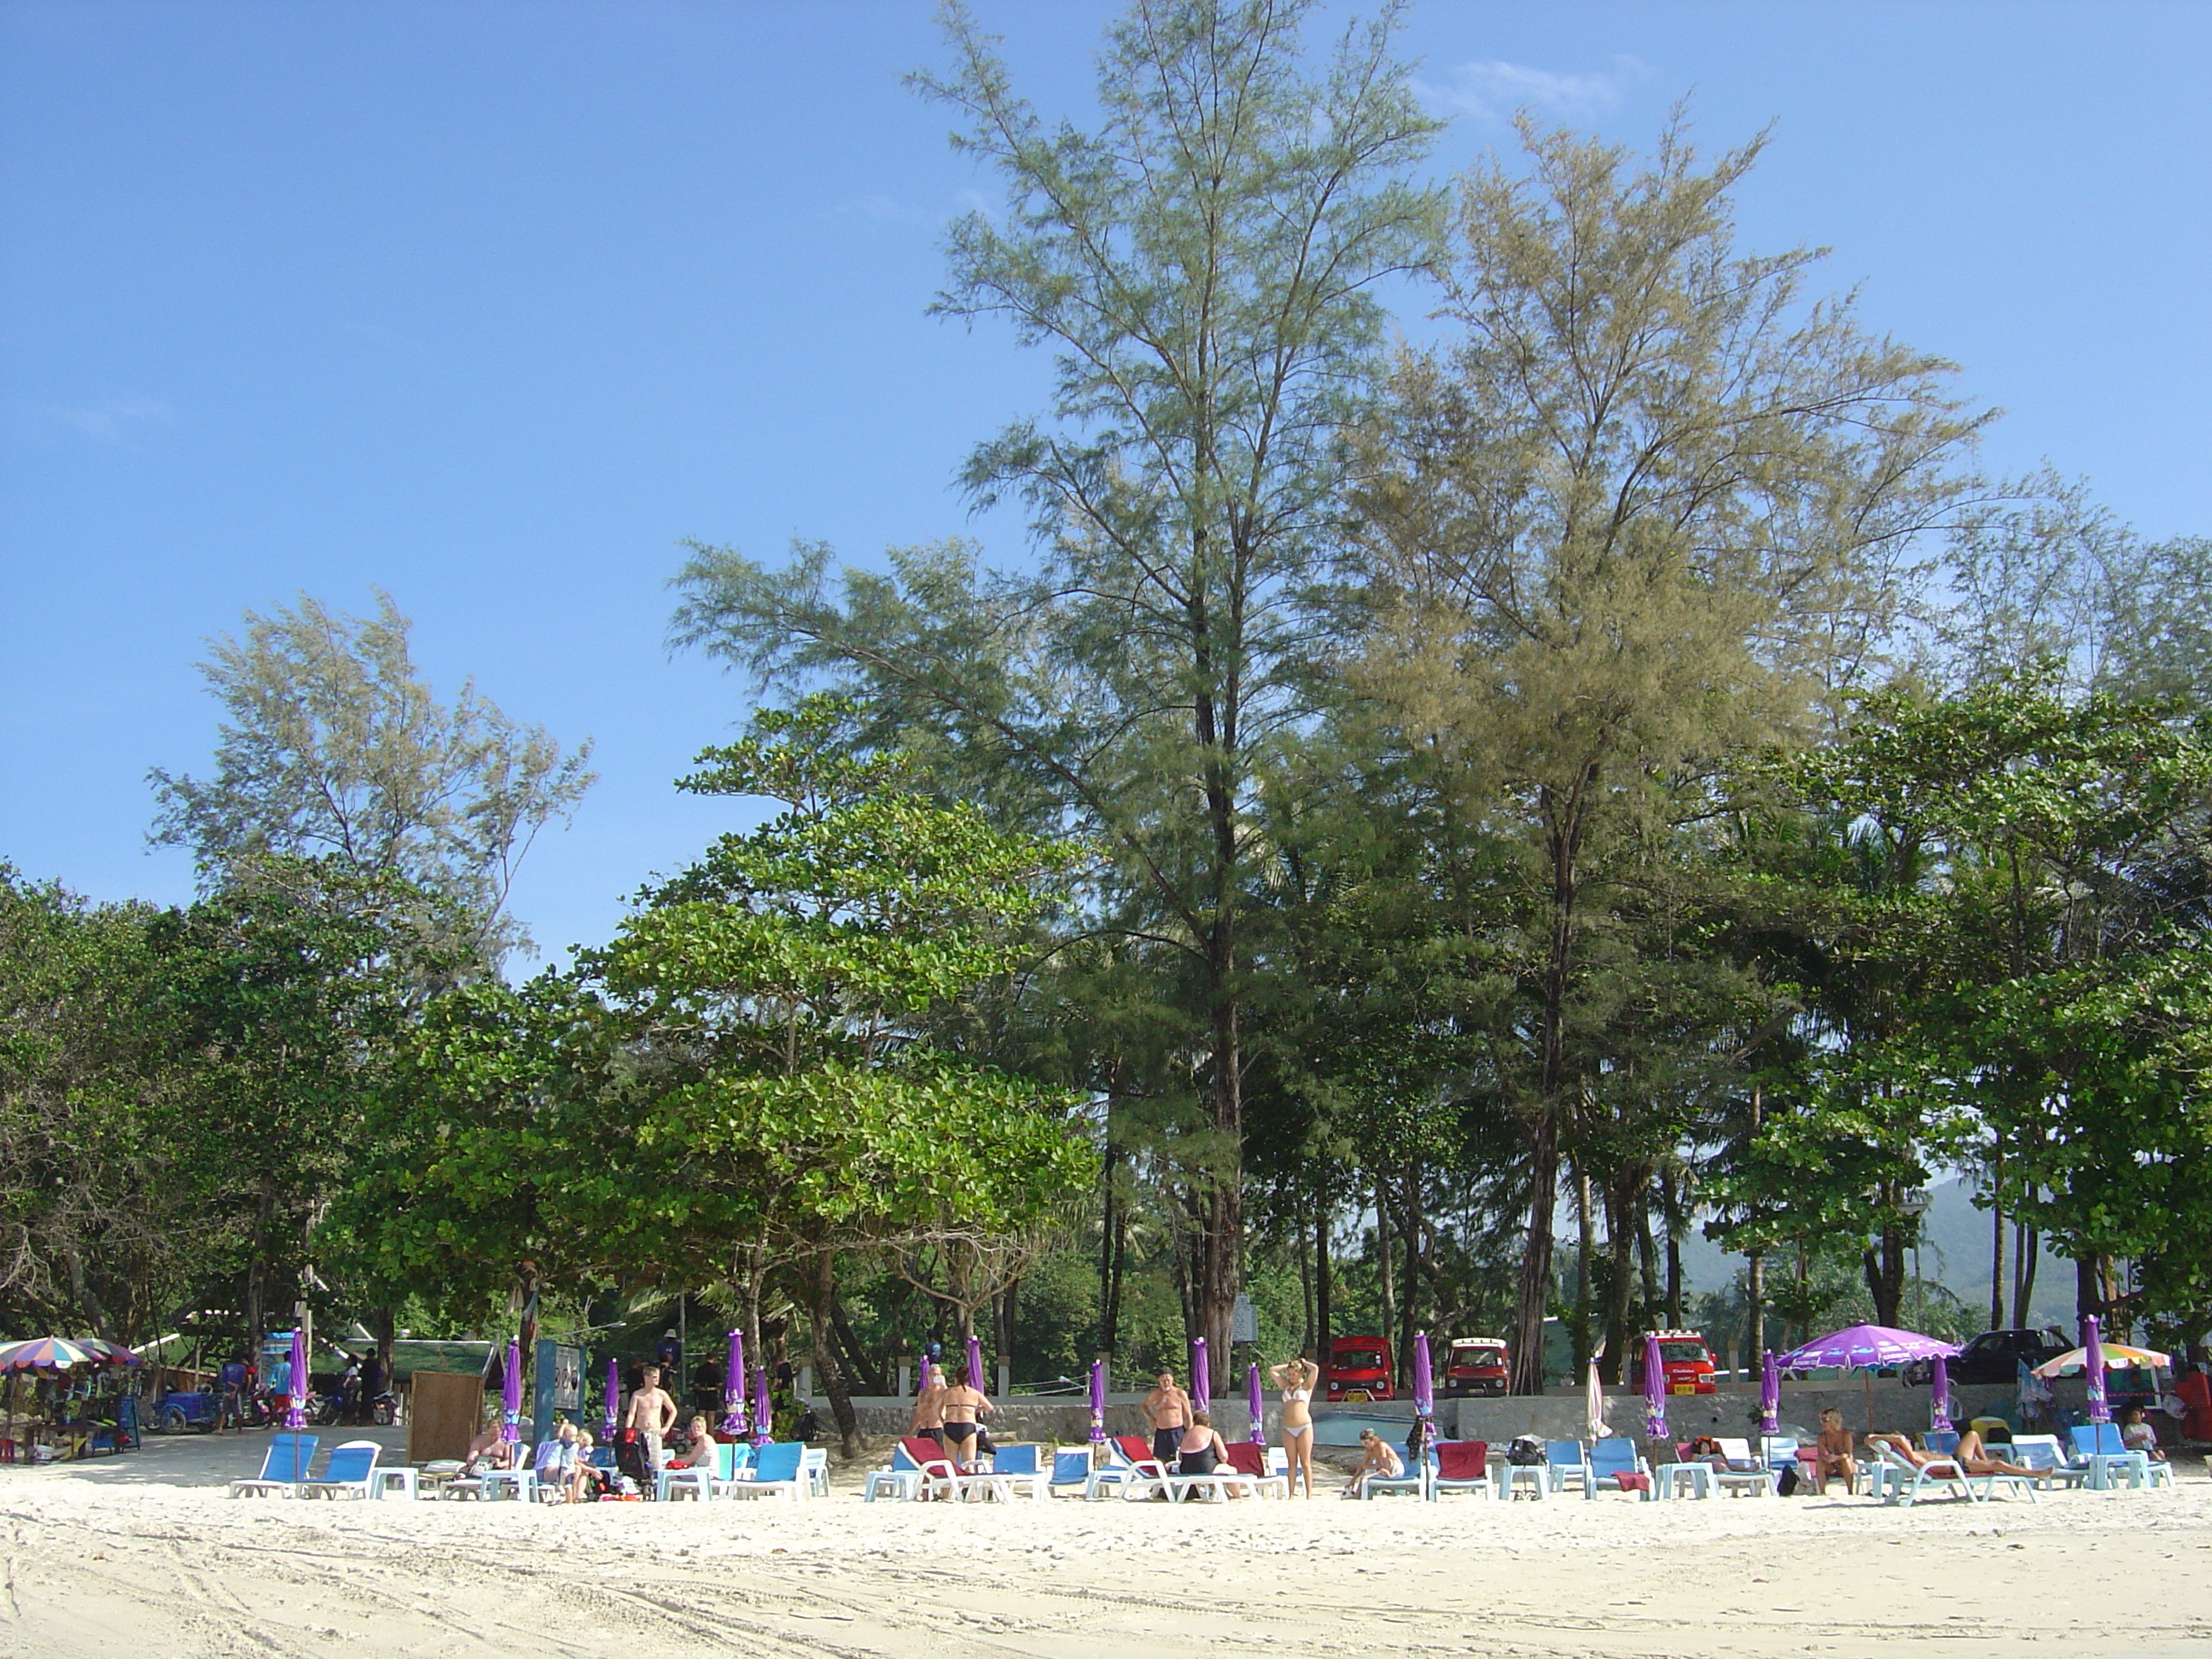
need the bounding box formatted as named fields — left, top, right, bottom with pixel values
left=938, top=1365, right=993, bottom=1471
left=1142, top=1370, right=1191, bottom=1467
left=462, top=1420, right=515, bottom=1474
left=1812, top=1407, right=1858, bottom=1493
left=1344, top=1427, right=1404, bottom=1496
left=907, top=1362, right=946, bottom=1447
left=626, top=1364, right=678, bottom=1473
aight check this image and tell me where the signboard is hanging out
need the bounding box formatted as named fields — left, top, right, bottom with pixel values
left=533, top=1340, right=584, bottom=1444
left=1231, top=1293, right=1257, bottom=1344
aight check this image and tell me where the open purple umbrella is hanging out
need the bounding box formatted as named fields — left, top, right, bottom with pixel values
left=1773, top=1324, right=1960, bottom=1371
left=1643, top=1332, right=1668, bottom=1441
left=284, top=1327, right=309, bottom=1431
left=500, top=1341, right=521, bottom=1443
left=1088, top=1358, right=1107, bottom=1445
left=602, top=1354, right=620, bottom=1438
left=1191, top=1336, right=1209, bottom=1405
left=721, top=1330, right=748, bottom=1436
left=1760, top=1349, right=1780, bottom=1435
left=2083, top=1315, right=2110, bottom=1424
left=751, top=1358, right=773, bottom=1447
left=1930, top=1353, right=1953, bottom=1435
left=967, top=1333, right=986, bottom=1393
left=1247, top=1362, right=1265, bottom=1445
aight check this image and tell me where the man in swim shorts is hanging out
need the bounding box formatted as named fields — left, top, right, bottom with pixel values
left=1143, top=1370, right=1191, bottom=1466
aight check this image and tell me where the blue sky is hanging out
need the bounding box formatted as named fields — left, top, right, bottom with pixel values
left=4, top=1, right=2208, bottom=971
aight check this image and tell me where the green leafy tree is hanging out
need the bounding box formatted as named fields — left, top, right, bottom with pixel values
left=150, top=589, right=593, bottom=970
left=673, top=0, right=1443, bottom=1365
left=1349, top=117, right=1984, bottom=1388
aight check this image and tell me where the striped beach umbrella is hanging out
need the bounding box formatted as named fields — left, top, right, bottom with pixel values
left=0, top=1337, right=97, bottom=1372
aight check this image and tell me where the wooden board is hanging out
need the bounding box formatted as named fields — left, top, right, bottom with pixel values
left=408, top=1370, right=486, bottom=1464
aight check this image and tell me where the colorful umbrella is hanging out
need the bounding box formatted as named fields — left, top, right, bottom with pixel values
left=602, top=1353, right=620, bottom=1439
left=0, top=1337, right=96, bottom=1372
left=751, top=1358, right=772, bottom=1447
left=286, top=1328, right=309, bottom=1431
left=1584, top=1361, right=1610, bottom=1440
left=1247, top=1361, right=1265, bottom=1445
left=2083, top=1316, right=2110, bottom=1424
left=1773, top=1324, right=1960, bottom=1371
left=1930, top=1353, right=1953, bottom=1435
left=1088, top=1358, right=1107, bottom=1446
left=1191, top=1336, right=1209, bottom=1406
left=2030, top=1340, right=2170, bottom=1378
left=1643, top=1332, right=1668, bottom=1441
left=500, top=1341, right=521, bottom=1444
left=721, top=1330, right=748, bottom=1436
left=73, top=1337, right=141, bottom=1366
left=1760, top=1349, right=1780, bottom=1436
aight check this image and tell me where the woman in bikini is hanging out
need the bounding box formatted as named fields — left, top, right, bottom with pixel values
left=1270, top=1355, right=1318, bottom=1498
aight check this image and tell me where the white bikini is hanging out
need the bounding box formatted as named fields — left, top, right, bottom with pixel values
left=1281, top=1383, right=1313, bottom=1439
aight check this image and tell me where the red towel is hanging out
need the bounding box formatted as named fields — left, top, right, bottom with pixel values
left=1615, top=1472, right=1651, bottom=1493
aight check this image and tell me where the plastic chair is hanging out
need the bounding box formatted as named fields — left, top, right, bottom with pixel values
left=731, top=1441, right=806, bottom=1500
left=801, top=1445, right=830, bottom=1498
left=1048, top=1447, right=1094, bottom=1497
left=1586, top=1437, right=1651, bottom=1499
left=1221, top=1440, right=1288, bottom=1497
left=1544, top=1440, right=1592, bottom=1497
left=983, top=1442, right=1050, bottom=1500
left=298, top=1441, right=380, bottom=1499
left=229, top=1432, right=318, bottom=1498
left=1359, top=1448, right=1427, bottom=1499
left=1431, top=1440, right=1493, bottom=1499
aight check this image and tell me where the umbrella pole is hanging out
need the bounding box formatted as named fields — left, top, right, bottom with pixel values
left=1865, top=1371, right=1874, bottom=1435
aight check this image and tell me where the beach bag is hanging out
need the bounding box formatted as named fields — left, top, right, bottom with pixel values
left=1777, top=1463, right=1800, bottom=1496
left=1506, top=1435, right=1545, bottom=1466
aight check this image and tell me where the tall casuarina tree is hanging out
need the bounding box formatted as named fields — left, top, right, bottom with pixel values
left=673, top=0, right=1441, bottom=1365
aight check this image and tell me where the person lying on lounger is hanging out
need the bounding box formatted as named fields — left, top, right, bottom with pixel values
left=1951, top=1427, right=2036, bottom=1478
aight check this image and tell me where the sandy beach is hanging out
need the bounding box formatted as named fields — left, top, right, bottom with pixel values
left=3, top=1432, right=2206, bottom=1658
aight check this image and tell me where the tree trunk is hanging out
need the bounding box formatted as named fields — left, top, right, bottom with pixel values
left=1402, top=1160, right=1422, bottom=1377
left=1313, top=1201, right=1332, bottom=1367
left=1375, top=1168, right=1397, bottom=1378
left=1512, top=1107, right=1560, bottom=1394
left=2012, top=1220, right=2038, bottom=1330
left=61, top=1245, right=114, bottom=1343
left=1989, top=1196, right=2006, bottom=1332
left=1295, top=1198, right=1314, bottom=1357
left=373, top=1306, right=396, bottom=1400
left=1864, top=1225, right=1906, bottom=1328
left=1573, top=1166, right=1595, bottom=1375
left=804, top=1253, right=861, bottom=1458
left=1099, top=1136, right=1123, bottom=1357
left=1744, top=1252, right=1765, bottom=1373
left=830, top=1296, right=888, bottom=1397
left=2075, top=1254, right=2100, bottom=1334
left=1513, top=792, right=1583, bottom=1394
left=1600, top=1181, right=1634, bottom=1386
left=1635, top=1191, right=1662, bottom=1322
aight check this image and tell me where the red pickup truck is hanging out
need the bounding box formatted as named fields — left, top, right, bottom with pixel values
left=1325, top=1336, right=1394, bottom=1402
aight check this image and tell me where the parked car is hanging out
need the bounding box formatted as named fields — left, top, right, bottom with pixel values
left=1627, top=1330, right=1718, bottom=1394
left=1442, top=1336, right=1511, bottom=1397
left=1916, top=1327, right=2070, bottom=1386
left=1324, top=1336, right=1394, bottom=1402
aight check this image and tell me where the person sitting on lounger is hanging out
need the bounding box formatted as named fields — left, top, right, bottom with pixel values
left=678, top=1415, right=719, bottom=1469
left=1813, top=1409, right=1858, bottom=1493
left=2121, top=1408, right=2168, bottom=1463
left=907, top=1363, right=946, bottom=1447
left=533, top=1421, right=578, bottom=1497
left=1952, top=1427, right=2035, bottom=1478
left=462, top=1423, right=515, bottom=1474
left=568, top=1429, right=608, bottom=1503
left=1177, top=1412, right=1230, bottom=1476
left=1343, top=1428, right=1404, bottom=1497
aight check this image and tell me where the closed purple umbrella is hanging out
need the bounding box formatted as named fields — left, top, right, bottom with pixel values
left=1192, top=1336, right=1209, bottom=1406
left=1412, top=1331, right=1435, bottom=1417
left=2083, top=1315, right=2110, bottom=1424
left=1930, top=1353, right=1953, bottom=1435
left=1643, top=1332, right=1667, bottom=1442
left=1088, top=1358, right=1107, bottom=1446
left=501, top=1341, right=522, bottom=1444
left=967, top=1333, right=986, bottom=1393
left=602, top=1354, right=620, bottom=1438
left=1760, top=1350, right=1780, bottom=1435
left=722, top=1330, right=748, bottom=1436
left=284, top=1327, right=308, bottom=1431
left=752, top=1359, right=773, bottom=1447
left=1247, top=1362, right=1265, bottom=1445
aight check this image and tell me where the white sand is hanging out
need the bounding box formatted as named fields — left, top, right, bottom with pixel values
left=3, top=1431, right=2207, bottom=1657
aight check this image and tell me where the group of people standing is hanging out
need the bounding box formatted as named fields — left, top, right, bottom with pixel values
left=1139, top=1357, right=1330, bottom=1497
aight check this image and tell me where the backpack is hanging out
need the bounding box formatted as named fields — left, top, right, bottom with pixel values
left=1777, top=1463, right=1800, bottom=1496
left=1506, top=1435, right=1545, bottom=1466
